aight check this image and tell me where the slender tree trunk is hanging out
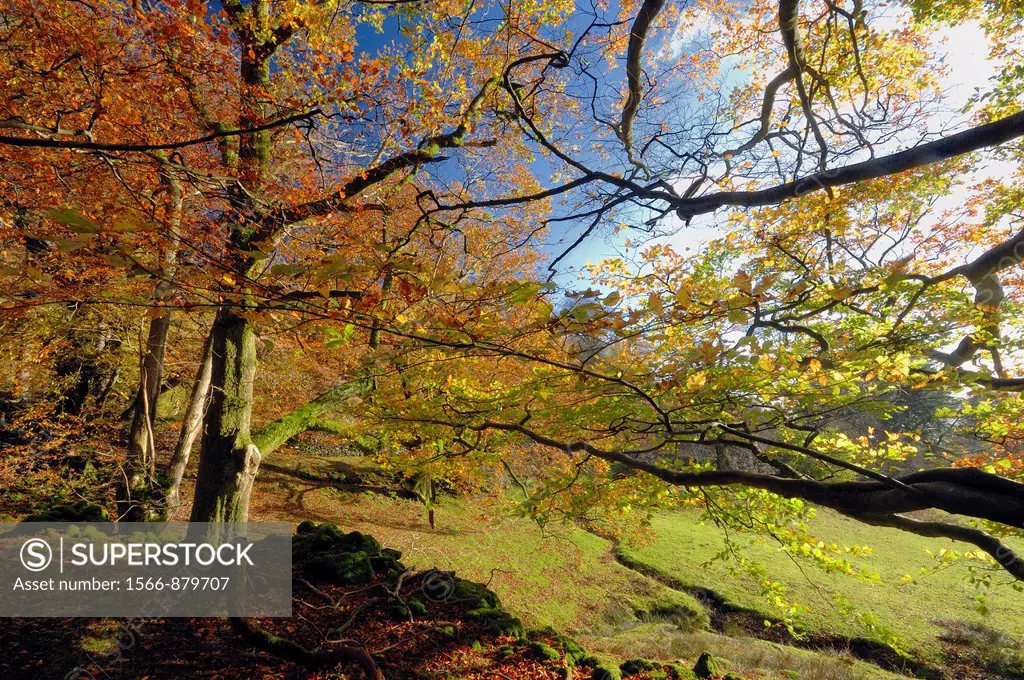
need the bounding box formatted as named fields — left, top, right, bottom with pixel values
left=118, top=315, right=172, bottom=520
left=189, top=308, right=261, bottom=523
left=165, top=334, right=213, bottom=513
left=118, top=160, right=182, bottom=521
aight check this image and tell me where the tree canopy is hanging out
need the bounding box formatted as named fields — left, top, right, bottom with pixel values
left=2, top=0, right=1024, bottom=601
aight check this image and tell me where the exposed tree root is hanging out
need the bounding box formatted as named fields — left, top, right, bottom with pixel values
left=230, top=616, right=385, bottom=680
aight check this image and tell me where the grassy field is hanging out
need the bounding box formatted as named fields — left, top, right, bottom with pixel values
left=245, top=449, right=708, bottom=634
left=217, top=447, right=1024, bottom=677
left=618, top=509, right=1024, bottom=659
left=582, top=623, right=917, bottom=680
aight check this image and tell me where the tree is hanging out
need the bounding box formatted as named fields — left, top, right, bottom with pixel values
left=2, top=0, right=570, bottom=522
left=356, top=0, right=1024, bottom=585
left=3, top=0, right=1024, bottom=587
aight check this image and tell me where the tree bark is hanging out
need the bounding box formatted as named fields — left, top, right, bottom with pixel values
left=251, top=378, right=368, bottom=458
left=165, top=333, right=213, bottom=513
left=188, top=5, right=272, bottom=523
left=118, top=160, right=182, bottom=521
left=189, top=308, right=261, bottom=523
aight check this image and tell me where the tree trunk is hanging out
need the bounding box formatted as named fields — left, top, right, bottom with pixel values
left=118, top=160, right=182, bottom=521
left=118, top=314, right=172, bottom=520
left=165, top=333, right=213, bottom=513
left=189, top=308, right=261, bottom=523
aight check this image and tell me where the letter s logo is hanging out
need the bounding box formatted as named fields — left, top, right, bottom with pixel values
left=21, top=538, right=53, bottom=572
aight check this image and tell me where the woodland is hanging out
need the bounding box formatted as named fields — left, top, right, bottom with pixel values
left=2, top=0, right=1024, bottom=678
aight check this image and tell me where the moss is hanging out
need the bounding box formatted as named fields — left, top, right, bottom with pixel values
left=529, top=641, right=561, bottom=662
left=693, top=652, right=720, bottom=679
left=401, top=597, right=425, bottom=616
left=25, top=501, right=109, bottom=522
left=304, top=551, right=375, bottom=585
left=554, top=633, right=594, bottom=667
left=667, top=663, right=697, bottom=679
left=453, top=578, right=502, bottom=609
left=466, top=607, right=525, bottom=640
left=620, top=659, right=657, bottom=675
left=388, top=603, right=411, bottom=621
left=591, top=664, right=622, bottom=680
left=294, top=523, right=403, bottom=580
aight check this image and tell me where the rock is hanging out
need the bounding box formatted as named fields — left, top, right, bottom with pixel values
left=555, top=634, right=595, bottom=668
left=667, top=662, right=697, bottom=679
left=620, top=659, right=657, bottom=675
left=530, top=641, right=561, bottom=662
left=466, top=607, right=525, bottom=639
left=407, top=597, right=428, bottom=616
left=591, top=664, right=622, bottom=680
left=304, top=551, right=374, bottom=585
left=25, top=501, right=109, bottom=522
left=693, top=652, right=720, bottom=679
left=453, top=578, right=502, bottom=609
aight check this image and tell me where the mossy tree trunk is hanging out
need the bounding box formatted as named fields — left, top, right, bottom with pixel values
left=189, top=308, right=260, bottom=523
left=188, top=13, right=272, bottom=522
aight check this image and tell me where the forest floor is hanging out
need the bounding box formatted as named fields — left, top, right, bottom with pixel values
left=2, top=431, right=1024, bottom=679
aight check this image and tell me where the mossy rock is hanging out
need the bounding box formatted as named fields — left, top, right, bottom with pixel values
left=407, top=597, right=428, bottom=616
left=388, top=603, right=411, bottom=621
left=25, top=501, right=109, bottom=522
left=337, top=530, right=382, bottom=553
left=692, top=652, right=720, bottom=679
left=453, top=578, right=502, bottom=609
left=294, top=524, right=403, bottom=578
left=466, top=607, right=525, bottom=640
left=592, top=664, right=622, bottom=680
left=530, top=641, right=561, bottom=662
left=723, top=674, right=743, bottom=680
left=304, top=551, right=375, bottom=585
left=555, top=634, right=594, bottom=667
left=667, top=663, right=697, bottom=679
left=295, top=523, right=382, bottom=555
left=620, top=659, right=657, bottom=675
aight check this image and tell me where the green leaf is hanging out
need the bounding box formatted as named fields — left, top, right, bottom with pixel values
left=48, top=208, right=99, bottom=233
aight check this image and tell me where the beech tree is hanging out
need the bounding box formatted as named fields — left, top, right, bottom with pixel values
left=3, top=0, right=1024, bottom=590
left=353, top=0, right=1024, bottom=585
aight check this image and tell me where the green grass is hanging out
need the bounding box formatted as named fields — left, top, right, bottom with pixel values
left=251, top=450, right=707, bottom=633
left=618, top=508, right=1024, bottom=658
left=582, top=622, right=914, bottom=680
left=248, top=448, right=1023, bottom=675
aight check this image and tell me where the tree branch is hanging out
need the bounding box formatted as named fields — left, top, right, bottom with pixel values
left=674, top=111, right=1024, bottom=220
left=0, top=110, right=321, bottom=152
